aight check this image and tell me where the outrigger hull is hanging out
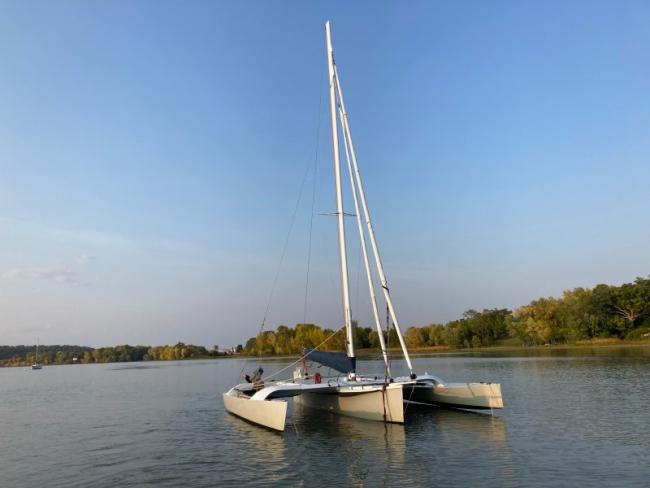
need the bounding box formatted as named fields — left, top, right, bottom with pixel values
left=223, top=389, right=288, bottom=431
left=402, top=376, right=504, bottom=410
left=427, top=382, right=503, bottom=409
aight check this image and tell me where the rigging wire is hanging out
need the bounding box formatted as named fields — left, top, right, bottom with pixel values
left=353, top=238, right=362, bottom=322
left=261, top=325, right=344, bottom=383
left=236, top=165, right=312, bottom=385
left=259, top=162, right=311, bottom=333
left=385, top=303, right=392, bottom=377
left=303, top=60, right=326, bottom=325
left=237, top=61, right=326, bottom=385
left=235, top=161, right=311, bottom=385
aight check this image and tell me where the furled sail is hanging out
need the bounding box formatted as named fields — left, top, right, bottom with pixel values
left=304, top=349, right=356, bottom=374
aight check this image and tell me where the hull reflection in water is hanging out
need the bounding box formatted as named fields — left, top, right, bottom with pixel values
left=407, top=403, right=508, bottom=443
left=291, top=399, right=512, bottom=487
left=294, top=402, right=409, bottom=481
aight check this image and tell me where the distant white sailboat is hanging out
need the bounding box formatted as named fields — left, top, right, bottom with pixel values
left=31, top=338, right=43, bottom=370
left=223, top=21, right=503, bottom=431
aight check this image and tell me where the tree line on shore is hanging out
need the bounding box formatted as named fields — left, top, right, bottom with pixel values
left=243, top=276, right=650, bottom=355
left=4, top=277, right=648, bottom=366
left=0, top=343, right=243, bottom=367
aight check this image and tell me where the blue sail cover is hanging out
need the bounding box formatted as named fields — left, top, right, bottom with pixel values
left=304, top=349, right=356, bottom=374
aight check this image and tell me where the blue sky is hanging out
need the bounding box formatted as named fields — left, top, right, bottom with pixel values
left=1, top=1, right=649, bottom=347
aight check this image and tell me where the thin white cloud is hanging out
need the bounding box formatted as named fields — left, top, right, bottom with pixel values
left=0, top=216, right=130, bottom=248
left=50, top=228, right=129, bottom=248
left=75, top=254, right=92, bottom=265
left=2, top=266, right=86, bottom=286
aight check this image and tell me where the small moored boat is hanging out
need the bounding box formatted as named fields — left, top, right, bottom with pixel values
left=31, top=338, right=43, bottom=370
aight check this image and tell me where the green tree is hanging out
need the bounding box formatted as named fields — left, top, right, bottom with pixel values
left=612, top=278, right=650, bottom=336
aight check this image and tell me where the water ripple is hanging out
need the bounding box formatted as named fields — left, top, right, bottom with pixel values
left=1, top=353, right=649, bottom=487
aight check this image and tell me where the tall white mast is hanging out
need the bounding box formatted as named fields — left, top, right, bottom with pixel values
left=333, top=65, right=415, bottom=376
left=325, top=21, right=355, bottom=366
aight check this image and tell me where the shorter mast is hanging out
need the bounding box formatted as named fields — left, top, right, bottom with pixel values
left=336, top=80, right=391, bottom=376
left=334, top=65, right=415, bottom=376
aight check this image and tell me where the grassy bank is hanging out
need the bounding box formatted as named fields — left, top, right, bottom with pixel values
left=236, top=338, right=650, bottom=360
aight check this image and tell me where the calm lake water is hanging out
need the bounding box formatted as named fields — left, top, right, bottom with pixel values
left=2, top=347, right=650, bottom=487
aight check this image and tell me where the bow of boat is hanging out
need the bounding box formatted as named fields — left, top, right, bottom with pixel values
left=223, top=387, right=289, bottom=431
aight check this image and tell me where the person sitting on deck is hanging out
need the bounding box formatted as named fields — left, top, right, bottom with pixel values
left=251, top=367, right=264, bottom=389
left=243, top=367, right=265, bottom=389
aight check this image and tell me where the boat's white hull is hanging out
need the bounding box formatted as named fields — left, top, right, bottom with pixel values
left=408, top=382, right=503, bottom=409
left=223, top=373, right=502, bottom=432
left=223, top=389, right=288, bottom=431
left=224, top=380, right=407, bottom=431
left=294, top=382, right=405, bottom=423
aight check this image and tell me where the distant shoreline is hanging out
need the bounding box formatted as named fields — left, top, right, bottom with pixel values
left=3, top=338, right=648, bottom=368
left=0, top=343, right=239, bottom=368
left=0, top=354, right=239, bottom=368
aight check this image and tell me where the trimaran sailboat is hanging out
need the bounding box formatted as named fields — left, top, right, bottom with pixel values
left=223, top=21, right=503, bottom=431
